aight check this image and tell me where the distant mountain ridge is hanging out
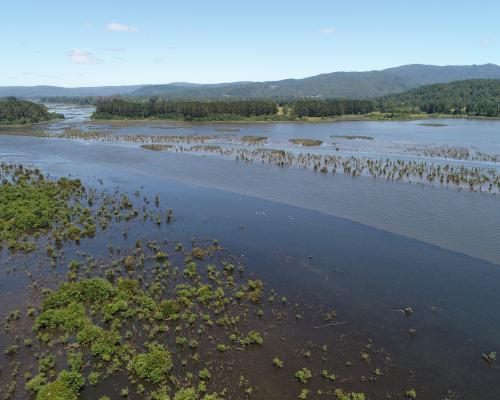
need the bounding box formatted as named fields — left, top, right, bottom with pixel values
left=0, top=85, right=144, bottom=98
left=2, top=64, right=500, bottom=99
left=130, top=64, right=500, bottom=99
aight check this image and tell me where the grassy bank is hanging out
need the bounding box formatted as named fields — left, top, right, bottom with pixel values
left=90, top=111, right=500, bottom=124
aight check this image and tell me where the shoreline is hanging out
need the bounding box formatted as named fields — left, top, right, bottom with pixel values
left=89, top=113, right=500, bottom=125
left=0, top=116, right=64, bottom=128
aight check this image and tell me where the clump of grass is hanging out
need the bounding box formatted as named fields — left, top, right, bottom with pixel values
left=331, top=135, right=374, bottom=140
left=294, top=368, right=312, bottom=384
left=272, top=357, right=283, bottom=368
left=417, top=123, right=448, bottom=127
left=257, top=148, right=286, bottom=156
left=289, top=138, right=323, bottom=146
left=334, top=389, right=366, bottom=400
left=214, top=127, right=240, bottom=132
left=241, top=135, right=268, bottom=143
left=128, top=344, right=173, bottom=383
left=140, top=144, right=172, bottom=151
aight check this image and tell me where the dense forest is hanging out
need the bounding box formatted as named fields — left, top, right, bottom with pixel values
left=292, top=99, right=376, bottom=117
left=92, top=98, right=279, bottom=120
left=0, top=97, right=63, bottom=124
left=293, top=80, right=500, bottom=118
left=380, top=79, right=500, bottom=117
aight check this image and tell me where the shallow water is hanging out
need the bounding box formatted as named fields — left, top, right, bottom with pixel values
left=1, top=106, right=500, bottom=398
left=1, top=135, right=499, bottom=266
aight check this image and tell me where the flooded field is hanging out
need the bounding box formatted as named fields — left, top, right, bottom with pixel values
left=1, top=105, right=499, bottom=399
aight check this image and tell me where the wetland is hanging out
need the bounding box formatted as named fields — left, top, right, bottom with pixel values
left=0, top=104, right=499, bottom=399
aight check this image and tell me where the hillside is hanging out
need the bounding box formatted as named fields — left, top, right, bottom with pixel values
left=2, top=64, right=500, bottom=99
left=129, top=63, right=500, bottom=99
left=381, top=79, right=500, bottom=116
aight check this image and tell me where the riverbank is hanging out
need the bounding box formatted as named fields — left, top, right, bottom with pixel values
left=89, top=112, right=500, bottom=125
left=0, top=116, right=64, bottom=128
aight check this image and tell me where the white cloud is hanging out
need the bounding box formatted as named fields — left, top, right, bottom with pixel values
left=66, top=49, right=102, bottom=65
left=321, top=27, right=336, bottom=35
left=101, top=47, right=127, bottom=53
left=107, top=22, right=137, bottom=32
left=480, top=38, right=492, bottom=47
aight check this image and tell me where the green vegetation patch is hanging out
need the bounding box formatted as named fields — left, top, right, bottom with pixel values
left=141, top=144, right=173, bottom=151
left=0, top=97, right=63, bottom=125
left=331, top=135, right=374, bottom=140
left=0, top=165, right=84, bottom=251
left=417, top=123, right=448, bottom=127
left=241, top=135, right=268, bottom=143
left=289, top=138, right=323, bottom=146
left=129, top=343, right=173, bottom=383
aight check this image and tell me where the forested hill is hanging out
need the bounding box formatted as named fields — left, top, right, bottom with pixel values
left=92, top=79, right=500, bottom=120
left=380, top=79, right=500, bottom=116
left=0, top=97, right=63, bottom=124
left=128, top=64, right=500, bottom=99
left=2, top=64, right=500, bottom=99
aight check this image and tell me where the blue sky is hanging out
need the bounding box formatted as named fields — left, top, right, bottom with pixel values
left=2, top=0, right=500, bottom=87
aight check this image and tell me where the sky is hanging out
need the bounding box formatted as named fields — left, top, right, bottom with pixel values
left=2, top=0, right=500, bottom=87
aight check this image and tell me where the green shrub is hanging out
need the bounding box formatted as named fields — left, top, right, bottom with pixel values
left=129, top=344, right=173, bottom=383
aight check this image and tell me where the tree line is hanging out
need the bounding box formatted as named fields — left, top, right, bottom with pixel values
left=380, top=79, right=500, bottom=117
left=0, top=97, right=63, bottom=124
left=93, top=98, right=279, bottom=120
left=292, top=99, right=376, bottom=117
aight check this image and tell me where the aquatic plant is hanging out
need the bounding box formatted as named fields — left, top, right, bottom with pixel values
left=272, top=357, right=284, bottom=368
left=141, top=144, right=173, bottom=151
left=241, top=135, right=268, bottom=143
left=289, top=138, right=323, bottom=146
left=129, top=343, right=173, bottom=383
left=482, top=351, right=496, bottom=364
left=294, top=368, right=312, bottom=384
left=334, top=389, right=366, bottom=400
left=35, top=370, right=84, bottom=400
left=331, top=135, right=374, bottom=140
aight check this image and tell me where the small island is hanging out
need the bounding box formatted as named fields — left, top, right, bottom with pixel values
left=0, top=97, right=64, bottom=125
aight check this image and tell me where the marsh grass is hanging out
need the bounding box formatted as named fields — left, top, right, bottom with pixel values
left=289, top=139, right=323, bottom=146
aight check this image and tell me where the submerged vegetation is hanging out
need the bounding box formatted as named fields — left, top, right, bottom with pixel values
left=0, top=230, right=387, bottom=399
left=0, top=97, right=63, bottom=125
left=0, top=163, right=144, bottom=252
left=0, top=165, right=85, bottom=251
left=241, top=135, right=268, bottom=143
left=331, top=135, right=374, bottom=140
left=21, top=129, right=500, bottom=194
left=289, top=139, right=323, bottom=147
left=141, top=144, right=173, bottom=151
left=0, top=159, right=494, bottom=399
